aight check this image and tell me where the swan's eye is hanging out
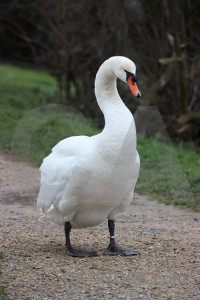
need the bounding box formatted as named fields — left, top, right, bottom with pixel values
left=124, top=70, right=137, bottom=84
left=132, top=74, right=137, bottom=83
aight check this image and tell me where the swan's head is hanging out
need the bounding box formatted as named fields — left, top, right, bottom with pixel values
left=111, top=56, right=141, bottom=98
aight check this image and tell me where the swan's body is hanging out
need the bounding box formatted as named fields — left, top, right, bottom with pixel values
left=37, top=56, right=141, bottom=256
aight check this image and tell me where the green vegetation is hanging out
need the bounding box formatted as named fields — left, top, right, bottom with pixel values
left=137, top=135, right=200, bottom=211
left=0, top=64, right=99, bottom=165
left=0, top=64, right=199, bottom=211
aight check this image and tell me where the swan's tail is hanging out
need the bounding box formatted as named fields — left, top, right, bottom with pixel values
left=38, top=204, right=64, bottom=225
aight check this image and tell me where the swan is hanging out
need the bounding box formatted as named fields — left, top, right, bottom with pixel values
left=37, top=56, right=141, bottom=257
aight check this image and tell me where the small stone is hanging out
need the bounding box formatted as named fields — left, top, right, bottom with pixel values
left=89, top=265, right=97, bottom=269
left=145, top=241, right=153, bottom=245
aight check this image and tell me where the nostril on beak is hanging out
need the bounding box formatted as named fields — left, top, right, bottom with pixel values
left=136, top=93, right=141, bottom=98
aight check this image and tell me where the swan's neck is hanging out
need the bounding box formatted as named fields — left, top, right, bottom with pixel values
left=95, top=63, right=121, bottom=112
left=95, top=62, right=133, bottom=130
left=94, top=61, right=136, bottom=156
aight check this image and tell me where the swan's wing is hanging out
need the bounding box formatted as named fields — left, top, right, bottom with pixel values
left=52, top=135, right=89, bottom=156
left=37, top=135, right=89, bottom=209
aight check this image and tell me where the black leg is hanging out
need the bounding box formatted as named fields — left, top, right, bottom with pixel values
left=64, top=221, right=97, bottom=257
left=64, top=221, right=73, bottom=252
left=104, top=220, right=140, bottom=256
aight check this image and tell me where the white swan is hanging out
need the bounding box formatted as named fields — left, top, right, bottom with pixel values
left=37, top=56, right=141, bottom=257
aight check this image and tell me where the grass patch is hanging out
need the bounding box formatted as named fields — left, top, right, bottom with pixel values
left=11, top=105, right=99, bottom=165
left=0, top=64, right=199, bottom=211
left=0, top=64, right=99, bottom=165
left=0, top=64, right=57, bottom=95
left=136, top=135, right=200, bottom=211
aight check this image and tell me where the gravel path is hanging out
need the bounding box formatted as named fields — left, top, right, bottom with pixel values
left=0, top=153, right=199, bottom=300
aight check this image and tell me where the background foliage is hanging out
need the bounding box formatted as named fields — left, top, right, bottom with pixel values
left=0, top=0, right=200, bottom=139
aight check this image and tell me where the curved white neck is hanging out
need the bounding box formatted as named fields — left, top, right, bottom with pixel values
left=92, top=57, right=138, bottom=161
left=94, top=59, right=136, bottom=154
left=95, top=61, right=122, bottom=112
left=94, top=60, right=133, bottom=126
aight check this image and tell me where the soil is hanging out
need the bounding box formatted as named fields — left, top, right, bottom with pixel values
left=0, top=153, right=199, bottom=300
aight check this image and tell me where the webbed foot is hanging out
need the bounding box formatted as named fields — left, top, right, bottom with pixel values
left=104, top=243, right=140, bottom=256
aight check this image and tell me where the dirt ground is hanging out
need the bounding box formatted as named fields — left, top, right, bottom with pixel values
left=0, top=153, right=199, bottom=300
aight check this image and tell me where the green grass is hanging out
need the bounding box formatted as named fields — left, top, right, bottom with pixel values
left=0, top=64, right=199, bottom=211
left=137, top=135, right=200, bottom=211
left=0, top=64, right=99, bottom=165
left=0, top=64, right=57, bottom=95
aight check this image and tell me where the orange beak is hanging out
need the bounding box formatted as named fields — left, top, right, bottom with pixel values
left=127, top=76, right=141, bottom=98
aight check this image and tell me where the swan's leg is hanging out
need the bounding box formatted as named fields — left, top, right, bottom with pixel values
left=104, top=220, right=140, bottom=256
left=64, top=222, right=97, bottom=257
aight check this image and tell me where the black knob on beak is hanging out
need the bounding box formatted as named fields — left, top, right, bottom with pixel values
left=136, top=93, right=141, bottom=98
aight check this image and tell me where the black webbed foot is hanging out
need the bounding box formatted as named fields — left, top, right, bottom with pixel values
left=104, top=220, right=140, bottom=256
left=104, top=243, right=140, bottom=256
left=64, top=221, right=97, bottom=257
